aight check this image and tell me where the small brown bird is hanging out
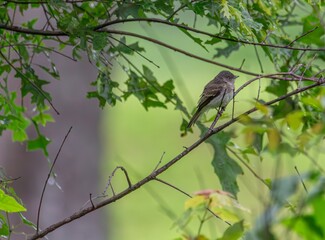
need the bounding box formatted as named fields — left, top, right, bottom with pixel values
left=187, top=70, right=238, bottom=128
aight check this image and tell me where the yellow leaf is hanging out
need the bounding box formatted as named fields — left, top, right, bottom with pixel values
left=208, top=191, right=250, bottom=223
left=267, top=128, right=280, bottom=151
left=244, top=128, right=255, bottom=146
left=238, top=114, right=252, bottom=124
left=185, top=195, right=207, bottom=209
left=297, top=132, right=312, bottom=150
left=286, top=111, right=304, bottom=130
left=311, top=122, right=324, bottom=134
left=255, top=102, right=270, bottom=116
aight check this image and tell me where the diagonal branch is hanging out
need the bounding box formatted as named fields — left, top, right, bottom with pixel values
left=28, top=75, right=324, bottom=240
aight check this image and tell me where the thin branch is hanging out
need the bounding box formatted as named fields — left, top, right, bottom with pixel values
left=154, top=178, right=229, bottom=225
left=197, top=198, right=212, bottom=236
left=0, top=23, right=322, bottom=80
left=105, top=30, right=316, bottom=80
left=1, top=0, right=107, bottom=4
left=227, top=147, right=267, bottom=187
left=253, top=44, right=264, bottom=73
left=153, top=152, right=166, bottom=172
left=0, top=19, right=324, bottom=52
left=102, top=166, right=132, bottom=196
left=97, top=18, right=324, bottom=52
left=154, top=178, right=191, bottom=198
left=28, top=75, right=324, bottom=240
left=108, top=35, right=160, bottom=68
left=36, top=126, right=73, bottom=233
left=287, top=27, right=318, bottom=47
left=166, top=0, right=199, bottom=21
left=294, top=166, right=308, bottom=193
left=89, top=194, right=95, bottom=208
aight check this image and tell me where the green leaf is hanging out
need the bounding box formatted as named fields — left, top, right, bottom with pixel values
left=19, top=213, right=36, bottom=228
left=0, top=189, right=26, bottom=213
left=115, top=3, right=146, bottom=19
left=8, top=116, right=30, bottom=142
left=93, top=32, right=108, bottom=51
left=179, top=28, right=208, bottom=51
left=300, top=14, right=325, bottom=47
left=113, top=37, right=145, bottom=55
left=214, top=42, right=240, bottom=58
left=285, top=111, right=304, bottom=130
left=203, top=130, right=243, bottom=197
left=282, top=215, right=324, bottom=240
left=27, top=134, right=51, bottom=156
left=32, top=112, right=55, bottom=127
left=0, top=214, right=9, bottom=237
left=218, top=220, right=245, bottom=240
left=265, top=80, right=290, bottom=97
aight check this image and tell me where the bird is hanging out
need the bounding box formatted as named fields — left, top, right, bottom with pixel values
left=187, top=70, right=238, bottom=128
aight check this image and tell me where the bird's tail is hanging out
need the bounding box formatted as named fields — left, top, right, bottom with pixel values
left=187, top=109, right=203, bottom=128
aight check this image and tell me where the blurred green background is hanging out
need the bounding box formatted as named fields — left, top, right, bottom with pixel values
left=100, top=15, right=324, bottom=240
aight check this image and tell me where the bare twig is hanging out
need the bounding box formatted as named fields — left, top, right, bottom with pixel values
left=154, top=178, right=229, bottom=225
left=154, top=178, right=191, bottom=197
left=99, top=18, right=324, bottom=52
left=294, top=166, right=308, bottom=193
left=109, top=35, right=160, bottom=68
left=287, top=27, right=318, bottom=47
left=89, top=194, right=95, bottom=208
left=36, top=126, right=73, bottom=233
left=227, top=147, right=267, bottom=187
left=103, top=166, right=132, bottom=197
left=153, top=152, right=166, bottom=172
left=166, top=0, right=199, bottom=20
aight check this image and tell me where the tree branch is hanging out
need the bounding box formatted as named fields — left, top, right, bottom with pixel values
left=36, top=126, right=73, bottom=233
left=0, top=18, right=324, bottom=53
left=97, top=18, right=325, bottom=52
left=28, top=75, right=324, bottom=240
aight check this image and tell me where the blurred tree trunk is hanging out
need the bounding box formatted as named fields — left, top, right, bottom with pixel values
left=0, top=53, right=105, bottom=239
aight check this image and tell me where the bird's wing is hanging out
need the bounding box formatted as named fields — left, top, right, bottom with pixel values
left=197, top=82, right=223, bottom=110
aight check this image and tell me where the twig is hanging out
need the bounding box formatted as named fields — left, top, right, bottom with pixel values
left=36, top=126, right=73, bottom=233
left=98, top=18, right=325, bottom=52
left=166, top=0, right=199, bottom=20
left=239, top=59, right=246, bottom=70
left=89, top=194, right=95, bottom=208
left=294, top=166, right=308, bottom=193
left=154, top=177, right=191, bottom=197
left=287, top=27, right=319, bottom=47
left=103, top=166, right=132, bottom=197
left=154, top=178, right=229, bottom=225
left=253, top=44, right=264, bottom=73
left=153, top=152, right=166, bottom=172
left=227, top=147, right=267, bottom=187
left=197, top=198, right=212, bottom=236
left=108, top=35, right=160, bottom=68
left=1, top=19, right=324, bottom=52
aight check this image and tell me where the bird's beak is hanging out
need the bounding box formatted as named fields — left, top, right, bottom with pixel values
left=235, top=76, right=239, bottom=79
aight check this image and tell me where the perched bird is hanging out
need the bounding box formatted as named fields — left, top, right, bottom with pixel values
left=187, top=70, right=238, bottom=128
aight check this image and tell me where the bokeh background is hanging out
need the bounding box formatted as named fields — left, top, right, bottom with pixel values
left=1, top=6, right=324, bottom=240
